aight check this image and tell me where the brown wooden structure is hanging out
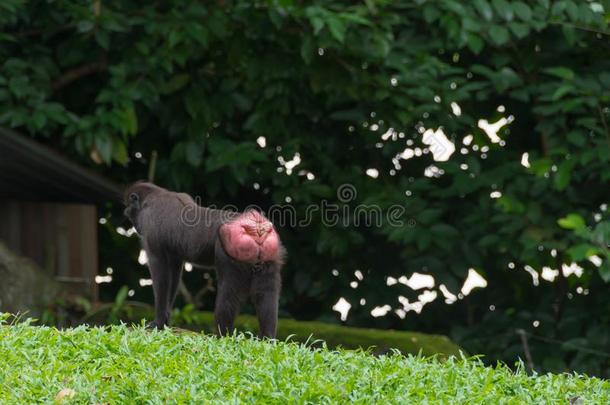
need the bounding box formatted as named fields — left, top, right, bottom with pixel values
left=0, top=128, right=120, bottom=300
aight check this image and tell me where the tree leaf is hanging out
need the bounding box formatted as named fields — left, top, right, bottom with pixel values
left=554, top=160, right=575, bottom=190
left=509, top=22, right=530, bottom=38
left=462, top=18, right=482, bottom=32
left=310, top=17, right=324, bottom=35
left=552, top=84, right=574, bottom=100
left=558, top=214, right=585, bottom=230
left=512, top=2, right=532, bottom=21
left=492, top=0, right=514, bottom=21
left=467, top=34, right=484, bottom=54
left=544, top=67, right=575, bottom=80
left=161, top=74, right=191, bottom=95
left=567, top=131, right=586, bottom=147
left=185, top=140, right=204, bottom=167
left=301, top=35, right=315, bottom=64
left=528, top=158, right=552, bottom=176
left=430, top=223, right=460, bottom=239
left=94, top=136, right=113, bottom=164
left=112, top=140, right=129, bottom=166
left=489, top=26, right=510, bottom=45
left=31, top=111, right=47, bottom=130
left=473, top=0, right=493, bottom=20
left=123, top=107, right=138, bottom=135
left=95, top=30, right=110, bottom=50
left=327, top=17, right=346, bottom=43
left=567, top=244, right=599, bottom=261
left=423, top=5, right=440, bottom=22
left=416, top=231, right=432, bottom=250
left=77, top=20, right=95, bottom=33
left=417, top=209, right=443, bottom=225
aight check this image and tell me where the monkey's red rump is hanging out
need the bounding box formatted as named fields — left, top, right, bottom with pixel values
left=219, top=211, right=279, bottom=263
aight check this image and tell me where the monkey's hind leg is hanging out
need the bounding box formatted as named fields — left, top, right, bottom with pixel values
left=213, top=241, right=250, bottom=336
left=252, top=265, right=281, bottom=339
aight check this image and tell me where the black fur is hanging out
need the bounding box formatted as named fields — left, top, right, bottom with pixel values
left=123, top=181, right=283, bottom=338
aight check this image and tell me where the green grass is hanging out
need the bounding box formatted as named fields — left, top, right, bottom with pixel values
left=124, top=306, right=463, bottom=357
left=1, top=321, right=608, bottom=404
left=85, top=304, right=463, bottom=357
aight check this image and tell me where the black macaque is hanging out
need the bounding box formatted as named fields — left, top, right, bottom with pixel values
left=123, top=182, right=284, bottom=338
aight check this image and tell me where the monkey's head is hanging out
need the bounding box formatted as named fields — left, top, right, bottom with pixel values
left=123, top=181, right=165, bottom=206
left=123, top=181, right=165, bottom=227
left=123, top=193, right=139, bottom=218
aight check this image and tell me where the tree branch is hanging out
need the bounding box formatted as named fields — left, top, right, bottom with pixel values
left=516, top=329, right=535, bottom=372
left=548, top=20, right=610, bottom=37
left=13, top=24, right=73, bottom=39
left=52, top=57, right=108, bottom=91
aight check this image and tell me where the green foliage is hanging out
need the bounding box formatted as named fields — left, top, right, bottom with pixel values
left=1, top=321, right=609, bottom=403
left=1, top=0, right=609, bottom=376
left=559, top=213, right=610, bottom=281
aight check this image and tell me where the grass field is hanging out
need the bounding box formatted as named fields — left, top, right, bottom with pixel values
left=0, top=320, right=608, bottom=403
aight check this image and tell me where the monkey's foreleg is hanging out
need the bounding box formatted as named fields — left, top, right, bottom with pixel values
left=147, top=253, right=173, bottom=328
left=167, top=259, right=184, bottom=313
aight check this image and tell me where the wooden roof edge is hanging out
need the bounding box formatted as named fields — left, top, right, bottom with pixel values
left=0, top=127, right=123, bottom=204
